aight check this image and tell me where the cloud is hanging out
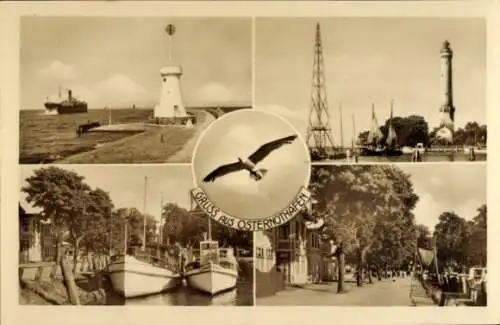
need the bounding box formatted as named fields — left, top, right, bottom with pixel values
left=225, top=124, right=259, bottom=148
left=65, top=73, right=147, bottom=108
left=403, top=164, right=486, bottom=231
left=39, top=60, right=79, bottom=80
left=258, top=104, right=306, bottom=120
left=413, top=192, right=483, bottom=232
left=206, top=124, right=264, bottom=195
left=93, top=73, right=146, bottom=106
left=258, top=104, right=309, bottom=138
left=195, top=82, right=235, bottom=103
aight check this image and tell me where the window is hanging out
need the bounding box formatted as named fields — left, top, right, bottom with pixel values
left=266, top=248, right=274, bottom=260
left=278, top=226, right=289, bottom=239
left=256, top=247, right=264, bottom=259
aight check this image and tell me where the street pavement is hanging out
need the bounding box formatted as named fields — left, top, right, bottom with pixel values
left=256, top=276, right=436, bottom=306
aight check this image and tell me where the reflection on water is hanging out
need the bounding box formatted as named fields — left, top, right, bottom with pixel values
left=125, top=279, right=252, bottom=306
left=334, top=152, right=486, bottom=163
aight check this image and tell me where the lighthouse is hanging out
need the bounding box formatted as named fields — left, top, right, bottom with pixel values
left=437, top=40, right=455, bottom=142
left=154, top=24, right=190, bottom=126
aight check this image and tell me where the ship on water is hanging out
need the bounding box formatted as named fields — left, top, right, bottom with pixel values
left=44, top=87, right=88, bottom=115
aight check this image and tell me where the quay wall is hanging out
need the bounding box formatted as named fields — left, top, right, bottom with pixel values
left=20, top=255, right=110, bottom=282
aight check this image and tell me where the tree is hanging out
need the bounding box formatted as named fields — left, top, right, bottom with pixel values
left=357, top=131, right=370, bottom=145
left=125, top=207, right=149, bottom=247
left=212, top=223, right=253, bottom=255
left=160, top=202, right=253, bottom=253
left=161, top=203, right=206, bottom=246
left=434, top=211, right=471, bottom=270
left=22, top=167, right=91, bottom=271
left=358, top=115, right=430, bottom=147
left=430, top=122, right=487, bottom=146
left=465, top=204, right=487, bottom=266
left=415, top=224, right=432, bottom=250
left=145, top=214, right=158, bottom=246
left=310, top=165, right=398, bottom=291
left=73, top=188, right=114, bottom=272
left=110, top=208, right=127, bottom=254
left=367, top=167, right=419, bottom=278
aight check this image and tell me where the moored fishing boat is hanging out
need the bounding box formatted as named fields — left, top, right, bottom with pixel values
left=360, top=103, right=385, bottom=157
left=384, top=100, right=403, bottom=156
left=185, top=240, right=238, bottom=295
left=108, top=253, right=183, bottom=298
left=108, top=177, right=182, bottom=298
left=360, top=101, right=403, bottom=157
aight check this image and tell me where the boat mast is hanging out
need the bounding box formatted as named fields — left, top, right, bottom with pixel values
left=109, top=216, right=113, bottom=255
left=387, top=99, right=395, bottom=148
left=368, top=103, right=375, bottom=146
left=208, top=215, right=212, bottom=241
left=124, top=218, right=128, bottom=255
left=339, top=103, right=344, bottom=149
left=142, top=176, right=148, bottom=251
left=351, top=114, right=356, bottom=149
left=159, top=192, right=164, bottom=246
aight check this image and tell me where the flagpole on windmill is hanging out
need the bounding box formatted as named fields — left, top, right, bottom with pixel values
left=166, top=24, right=176, bottom=64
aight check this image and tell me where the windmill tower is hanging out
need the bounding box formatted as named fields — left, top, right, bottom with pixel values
left=154, top=24, right=190, bottom=126
left=305, top=22, right=336, bottom=159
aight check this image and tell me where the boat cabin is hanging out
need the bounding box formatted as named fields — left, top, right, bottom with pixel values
left=200, top=240, right=220, bottom=265
left=184, top=240, right=238, bottom=273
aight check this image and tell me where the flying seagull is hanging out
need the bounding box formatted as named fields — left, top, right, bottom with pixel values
left=202, top=134, right=298, bottom=183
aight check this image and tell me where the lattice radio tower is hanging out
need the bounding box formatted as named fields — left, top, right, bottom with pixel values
left=305, top=22, right=336, bottom=154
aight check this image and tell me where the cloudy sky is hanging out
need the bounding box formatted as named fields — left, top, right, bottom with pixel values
left=193, top=109, right=311, bottom=219
left=20, top=165, right=194, bottom=221
left=255, top=18, right=486, bottom=146
left=398, top=163, right=486, bottom=231
left=20, top=17, right=251, bottom=110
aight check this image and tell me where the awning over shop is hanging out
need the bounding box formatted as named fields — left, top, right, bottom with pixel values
left=417, top=247, right=435, bottom=267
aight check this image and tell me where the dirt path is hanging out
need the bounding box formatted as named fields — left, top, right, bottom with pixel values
left=257, top=277, right=432, bottom=306
left=167, top=110, right=215, bottom=163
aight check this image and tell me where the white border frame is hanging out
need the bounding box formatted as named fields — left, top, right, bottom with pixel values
left=1, top=1, right=499, bottom=325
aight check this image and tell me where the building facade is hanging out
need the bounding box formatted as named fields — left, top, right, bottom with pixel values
left=274, top=214, right=322, bottom=284
left=255, top=210, right=329, bottom=297
left=19, top=204, right=56, bottom=263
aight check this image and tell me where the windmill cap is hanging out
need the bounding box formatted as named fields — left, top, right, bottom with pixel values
left=160, top=66, right=183, bottom=75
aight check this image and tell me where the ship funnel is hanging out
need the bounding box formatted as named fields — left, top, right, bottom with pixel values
left=68, top=89, right=73, bottom=100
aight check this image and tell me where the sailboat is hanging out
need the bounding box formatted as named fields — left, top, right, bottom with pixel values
left=108, top=177, right=183, bottom=298
left=360, top=104, right=385, bottom=156
left=184, top=217, right=239, bottom=295
left=385, top=100, right=403, bottom=156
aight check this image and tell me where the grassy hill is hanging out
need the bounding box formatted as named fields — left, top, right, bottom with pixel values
left=57, top=108, right=208, bottom=164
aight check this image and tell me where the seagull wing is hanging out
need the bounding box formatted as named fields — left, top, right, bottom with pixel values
left=202, top=161, right=246, bottom=182
left=247, top=135, right=298, bottom=164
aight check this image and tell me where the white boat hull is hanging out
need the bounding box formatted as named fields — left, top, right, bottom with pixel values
left=108, top=255, right=182, bottom=298
left=185, top=262, right=238, bottom=295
